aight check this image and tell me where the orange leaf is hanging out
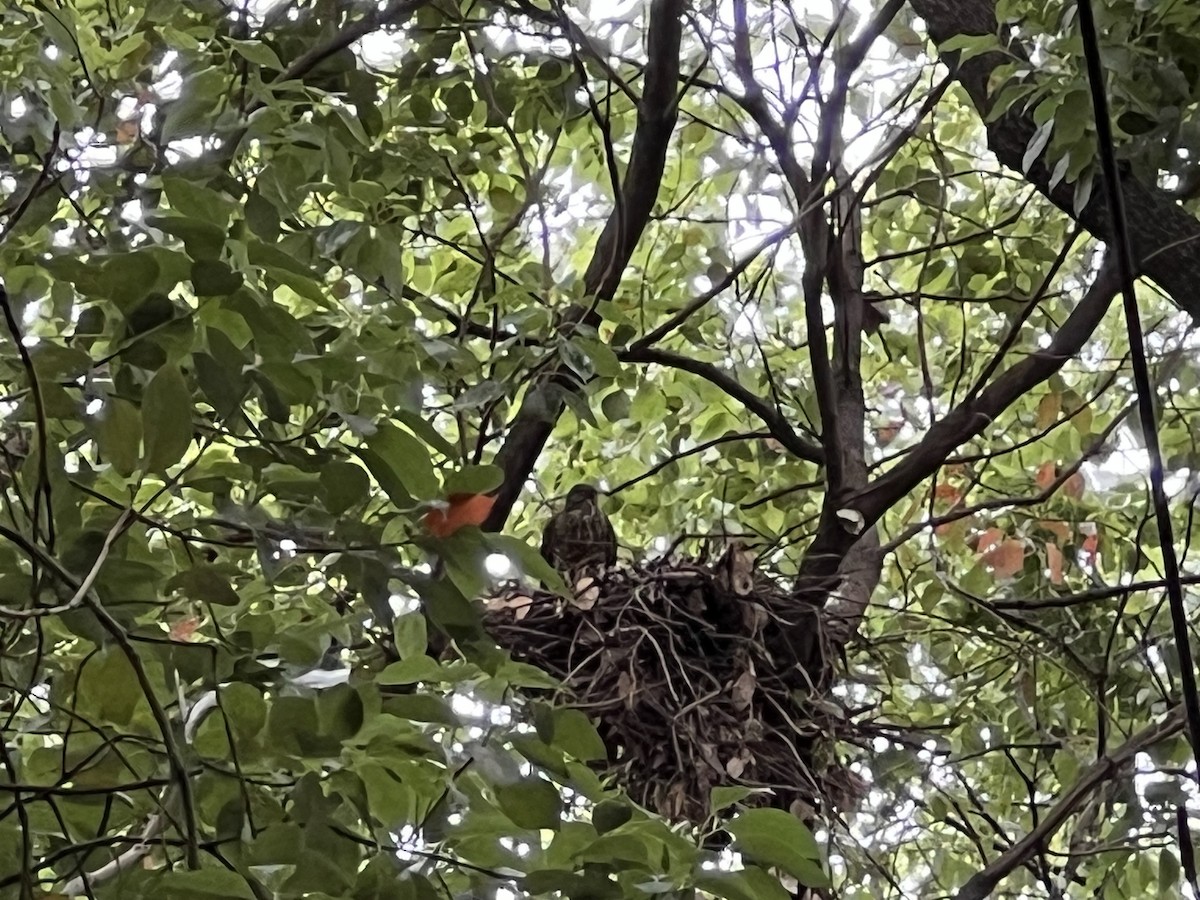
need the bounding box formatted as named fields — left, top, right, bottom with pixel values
left=1082, top=531, right=1099, bottom=566
left=170, top=616, right=200, bottom=642
left=934, top=482, right=962, bottom=507
left=116, top=119, right=140, bottom=145
left=984, top=539, right=1025, bottom=578
left=1046, top=542, right=1064, bottom=584
left=875, top=423, right=901, bottom=446
left=976, top=527, right=1005, bottom=554
left=1036, top=392, right=1061, bottom=429
left=1035, top=461, right=1056, bottom=490
left=422, top=493, right=496, bottom=538
left=1040, top=519, right=1071, bottom=543
left=1063, top=471, right=1085, bottom=499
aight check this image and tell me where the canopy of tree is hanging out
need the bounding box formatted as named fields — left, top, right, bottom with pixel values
left=2, top=0, right=1200, bottom=898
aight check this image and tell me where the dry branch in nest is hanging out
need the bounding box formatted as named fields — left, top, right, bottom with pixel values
left=484, top=552, right=857, bottom=825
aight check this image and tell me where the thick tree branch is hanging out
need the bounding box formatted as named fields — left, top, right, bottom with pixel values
left=909, top=0, right=1200, bottom=315
left=823, top=526, right=883, bottom=647
left=855, top=259, right=1119, bottom=525
left=191, top=1, right=429, bottom=172
left=796, top=255, right=1121, bottom=597
left=273, top=0, right=426, bottom=90
left=483, top=0, right=686, bottom=530
left=728, top=3, right=897, bottom=620
left=618, top=346, right=824, bottom=464
left=952, top=703, right=1185, bottom=900
left=816, top=160, right=881, bottom=644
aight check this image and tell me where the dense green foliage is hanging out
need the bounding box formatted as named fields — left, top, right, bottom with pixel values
left=3, top=0, right=1200, bottom=898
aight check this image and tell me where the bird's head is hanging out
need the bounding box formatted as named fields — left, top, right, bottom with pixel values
left=564, top=483, right=600, bottom=509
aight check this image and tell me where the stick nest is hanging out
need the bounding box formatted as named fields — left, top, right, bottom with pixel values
left=484, top=555, right=848, bottom=825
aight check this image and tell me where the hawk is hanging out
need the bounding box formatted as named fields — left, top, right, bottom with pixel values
left=540, top=484, right=617, bottom=578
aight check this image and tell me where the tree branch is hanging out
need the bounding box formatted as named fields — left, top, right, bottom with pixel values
left=618, top=346, right=824, bottom=464
left=856, top=258, right=1119, bottom=526
left=953, top=703, right=1185, bottom=900
left=483, top=0, right=686, bottom=530
left=270, top=0, right=426, bottom=97
left=910, top=0, right=1200, bottom=316
left=796, top=254, right=1121, bottom=597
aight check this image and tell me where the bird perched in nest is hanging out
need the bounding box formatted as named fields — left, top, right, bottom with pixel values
left=540, top=484, right=617, bottom=578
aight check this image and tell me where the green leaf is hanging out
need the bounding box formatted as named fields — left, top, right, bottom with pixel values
left=377, top=656, right=452, bottom=685
left=168, top=565, right=241, bottom=607
left=163, top=177, right=235, bottom=228
left=357, top=423, right=439, bottom=506
left=453, top=379, right=506, bottom=410
left=244, top=191, right=280, bottom=241
left=0, top=824, right=23, bottom=884
left=1158, top=847, right=1180, bottom=890
left=484, top=534, right=567, bottom=593
left=267, top=696, right=321, bottom=756
left=695, top=867, right=791, bottom=900
left=726, top=809, right=828, bottom=886
left=392, top=612, right=427, bottom=659
left=100, top=252, right=160, bottom=309
left=316, top=683, right=364, bottom=741
left=160, top=68, right=225, bottom=143
left=141, top=364, right=193, bottom=472
left=1118, top=110, right=1157, bottom=135
left=511, top=735, right=570, bottom=780
left=601, top=389, right=630, bottom=422
left=710, top=785, right=754, bottom=814
left=246, top=238, right=315, bottom=278
left=443, top=464, right=504, bottom=496
left=1023, top=119, right=1053, bottom=174
left=443, top=82, right=475, bottom=120
left=495, top=657, right=561, bottom=691
left=76, top=649, right=141, bottom=727
left=92, top=398, right=142, bottom=477
left=321, top=461, right=370, bottom=514
left=495, top=778, right=563, bottom=830
left=37, top=6, right=80, bottom=60
left=146, top=214, right=226, bottom=261
left=222, top=682, right=268, bottom=741
left=30, top=344, right=91, bottom=382
left=522, top=870, right=592, bottom=895
left=936, top=32, right=1001, bottom=62
left=383, top=693, right=461, bottom=726
left=191, top=259, right=244, bottom=296
left=576, top=338, right=621, bottom=377
left=592, top=799, right=633, bottom=834
left=1074, top=169, right=1096, bottom=213
left=194, top=339, right=248, bottom=420
left=551, top=708, right=606, bottom=762
left=393, top=410, right=456, bottom=458
left=350, top=180, right=387, bottom=204
left=559, top=341, right=594, bottom=380
left=149, top=868, right=257, bottom=899
left=228, top=38, right=283, bottom=69
left=359, top=762, right=417, bottom=828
